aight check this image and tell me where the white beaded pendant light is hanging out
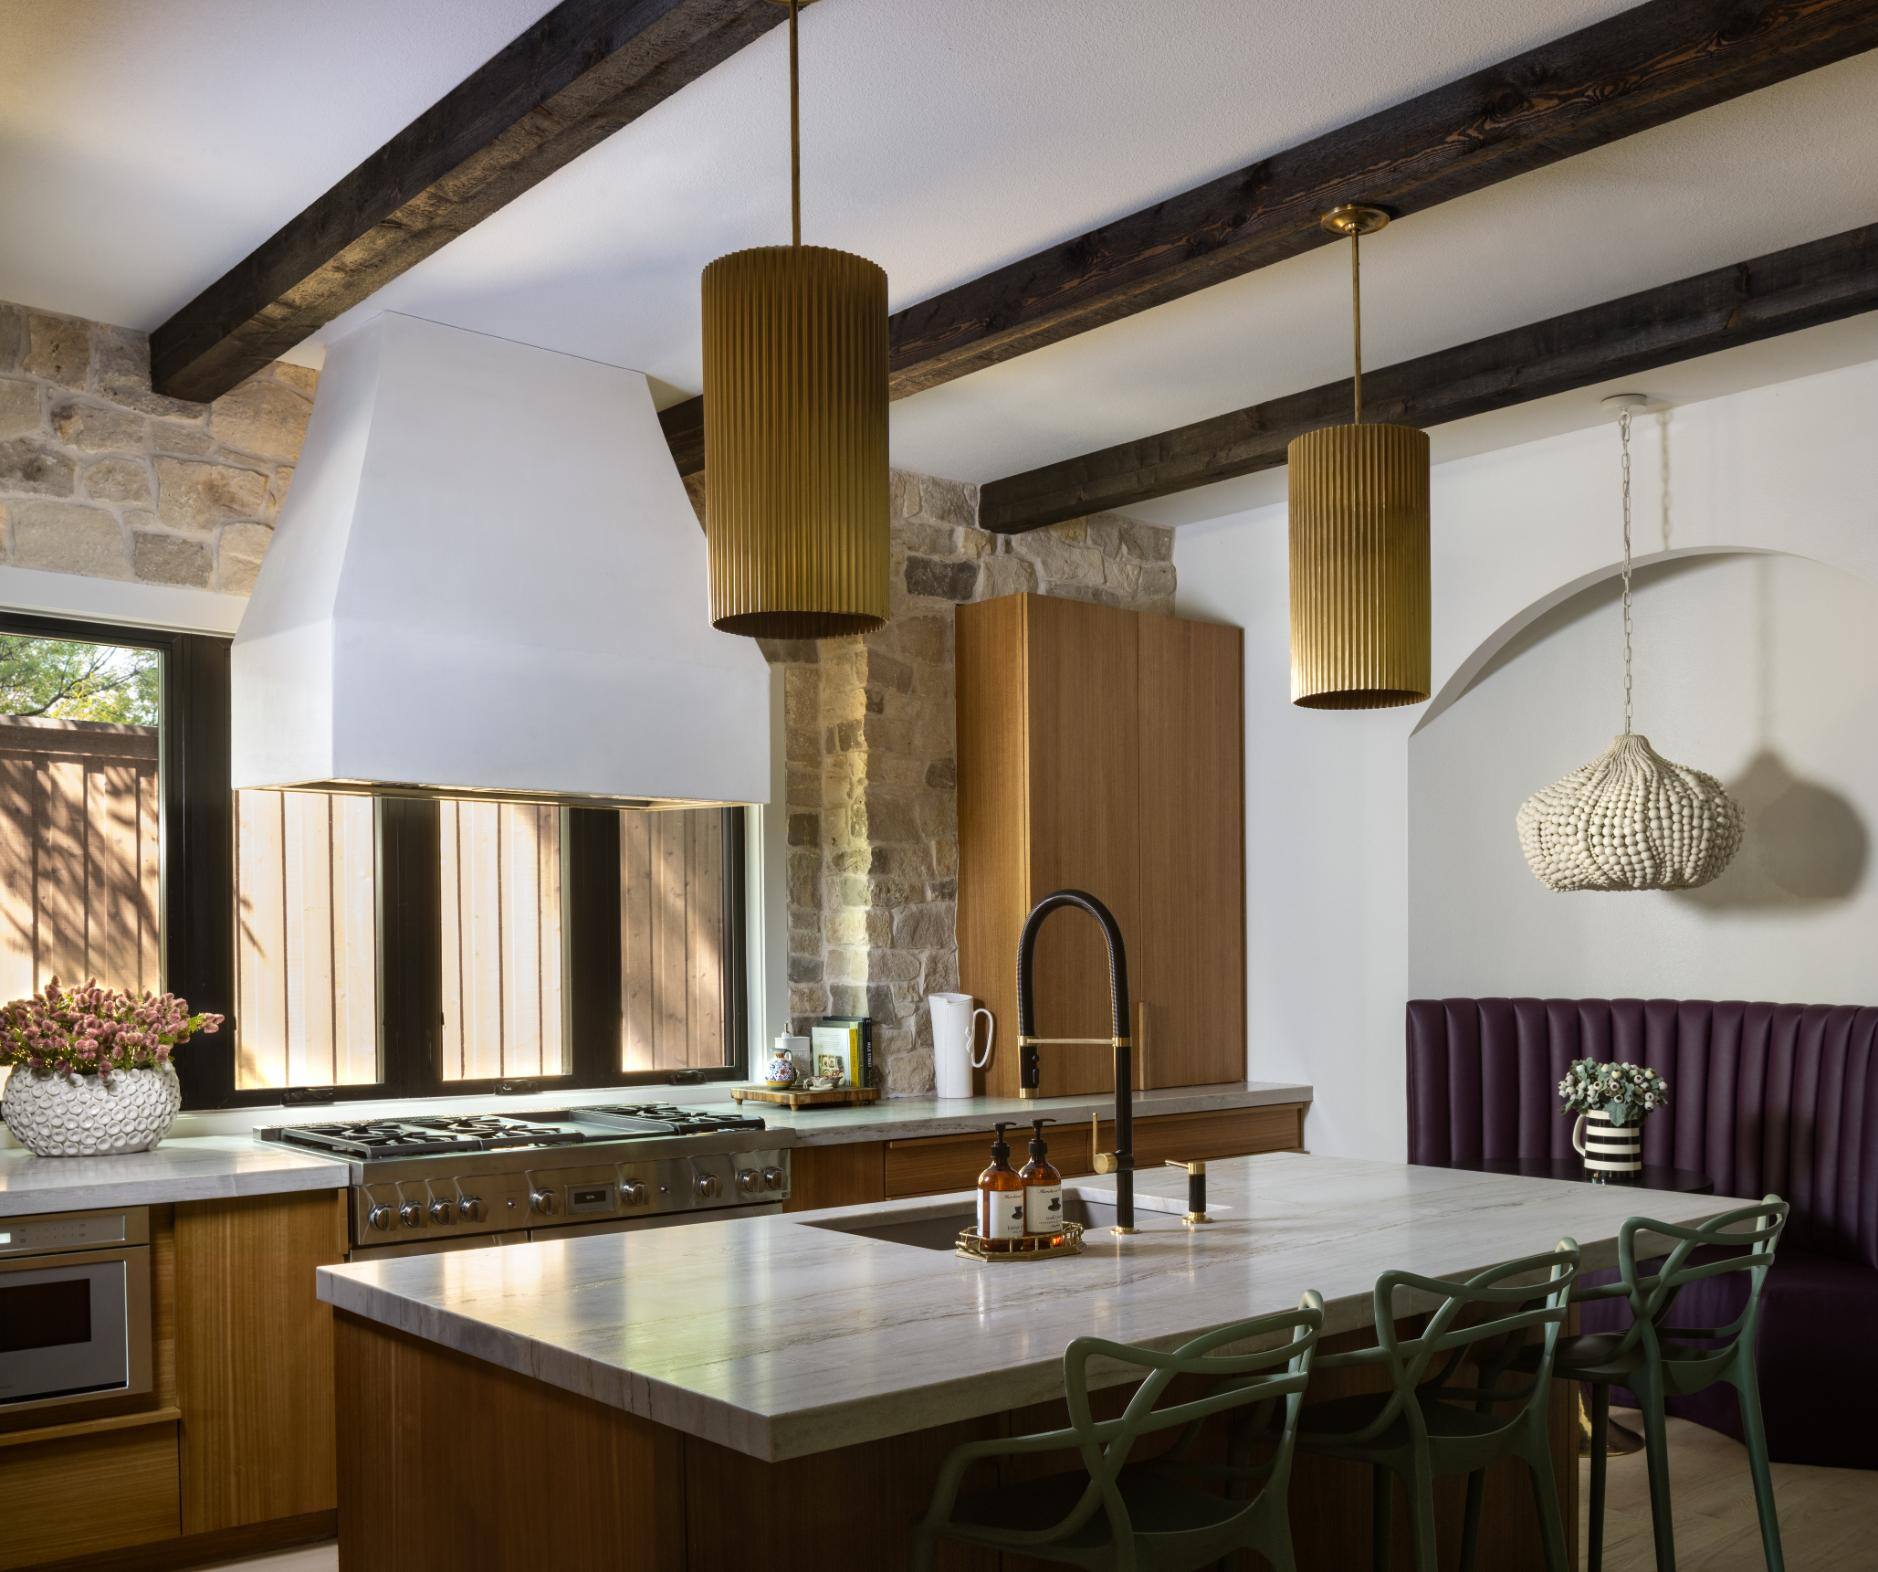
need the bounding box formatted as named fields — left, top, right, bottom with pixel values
left=1516, top=396, right=1744, bottom=892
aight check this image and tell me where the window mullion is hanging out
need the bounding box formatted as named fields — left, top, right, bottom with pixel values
left=566, top=807, right=624, bottom=1087
left=377, top=796, right=443, bottom=1096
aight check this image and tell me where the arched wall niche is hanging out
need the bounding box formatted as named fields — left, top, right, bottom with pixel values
left=1407, top=547, right=1877, bottom=1005
left=1172, top=357, right=1878, bottom=1159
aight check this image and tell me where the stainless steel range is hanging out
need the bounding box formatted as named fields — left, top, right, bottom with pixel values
left=257, top=1105, right=789, bottom=1259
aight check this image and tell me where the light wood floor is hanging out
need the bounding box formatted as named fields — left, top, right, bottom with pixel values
left=1584, top=1410, right=1877, bottom=1570
left=199, top=1550, right=335, bottom=1572
left=197, top=1413, right=1877, bottom=1571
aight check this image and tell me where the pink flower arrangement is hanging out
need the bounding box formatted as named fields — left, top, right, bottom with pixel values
left=0, top=978, right=222, bottom=1078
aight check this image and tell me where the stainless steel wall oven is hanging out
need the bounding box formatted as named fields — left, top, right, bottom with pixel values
left=0, top=1206, right=153, bottom=1420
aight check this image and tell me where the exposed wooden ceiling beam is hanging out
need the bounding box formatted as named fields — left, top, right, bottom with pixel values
left=150, top=0, right=784, bottom=403
left=659, top=0, right=1878, bottom=473
left=976, top=223, right=1878, bottom=533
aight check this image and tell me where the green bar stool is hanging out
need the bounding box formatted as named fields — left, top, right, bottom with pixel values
left=1291, top=1238, right=1580, bottom=1572
left=1554, top=1195, right=1788, bottom=1572
left=911, top=1291, right=1323, bottom=1572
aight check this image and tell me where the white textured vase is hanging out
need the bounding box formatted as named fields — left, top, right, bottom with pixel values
left=1572, top=1108, right=1643, bottom=1181
left=1, top=1062, right=181, bottom=1157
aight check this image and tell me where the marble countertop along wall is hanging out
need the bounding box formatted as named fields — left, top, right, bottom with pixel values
left=316, top=1151, right=1751, bottom=1463
left=751, top=1079, right=1312, bottom=1145
left=0, top=1135, right=348, bottom=1216
left=159, top=1079, right=1312, bottom=1144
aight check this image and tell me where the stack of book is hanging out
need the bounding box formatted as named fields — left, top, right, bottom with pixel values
left=808, top=1015, right=873, bottom=1089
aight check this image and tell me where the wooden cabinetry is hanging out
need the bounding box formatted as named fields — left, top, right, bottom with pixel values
left=175, top=1189, right=345, bottom=1535
left=0, top=1417, right=181, bottom=1568
left=882, top=1102, right=1302, bottom=1200
left=0, top=1190, right=342, bottom=1569
left=957, top=594, right=1244, bottom=1098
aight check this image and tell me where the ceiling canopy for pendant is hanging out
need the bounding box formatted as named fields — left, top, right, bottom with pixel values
left=701, top=0, right=889, bottom=640
left=1517, top=395, right=1744, bottom=891
left=1287, top=204, right=1430, bottom=710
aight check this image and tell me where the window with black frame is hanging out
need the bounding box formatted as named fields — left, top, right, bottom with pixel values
left=0, top=613, right=746, bottom=1107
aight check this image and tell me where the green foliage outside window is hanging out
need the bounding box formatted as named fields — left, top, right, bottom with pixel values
left=0, top=634, right=159, bottom=725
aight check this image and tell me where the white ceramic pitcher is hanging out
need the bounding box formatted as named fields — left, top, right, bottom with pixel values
left=928, top=993, right=994, bottom=1099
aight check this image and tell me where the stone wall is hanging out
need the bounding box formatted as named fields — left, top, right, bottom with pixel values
left=774, top=473, right=1175, bottom=1094
left=0, top=300, right=313, bottom=592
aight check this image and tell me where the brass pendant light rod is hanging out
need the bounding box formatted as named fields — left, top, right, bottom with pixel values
left=1321, top=204, right=1389, bottom=425
left=788, top=0, right=801, bottom=247
left=1352, top=223, right=1361, bottom=423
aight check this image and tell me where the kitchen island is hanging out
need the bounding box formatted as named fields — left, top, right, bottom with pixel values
left=319, top=1153, right=1748, bottom=1569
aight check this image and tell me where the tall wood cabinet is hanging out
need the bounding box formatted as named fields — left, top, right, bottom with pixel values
left=956, top=594, right=1244, bottom=1098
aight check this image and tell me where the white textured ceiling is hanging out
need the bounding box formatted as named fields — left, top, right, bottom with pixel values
left=0, top=0, right=559, bottom=327
left=6, top=0, right=1878, bottom=525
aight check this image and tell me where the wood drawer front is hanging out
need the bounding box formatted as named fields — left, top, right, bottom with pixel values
left=884, top=1104, right=1303, bottom=1199
left=1120, top=1104, right=1302, bottom=1169
left=886, top=1123, right=1096, bottom=1199
left=0, top=1421, right=180, bottom=1567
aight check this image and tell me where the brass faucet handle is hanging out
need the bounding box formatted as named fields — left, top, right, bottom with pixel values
left=1166, top=1158, right=1210, bottom=1226
left=1090, top=1112, right=1119, bottom=1174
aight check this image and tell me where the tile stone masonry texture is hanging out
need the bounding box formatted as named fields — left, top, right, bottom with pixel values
left=0, top=300, right=313, bottom=592
left=7, top=299, right=1176, bottom=1095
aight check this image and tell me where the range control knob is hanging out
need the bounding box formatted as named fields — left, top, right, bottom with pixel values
left=529, top=1187, right=560, bottom=1217
left=398, top=1202, right=423, bottom=1228
left=694, top=1173, right=722, bottom=1201
left=736, top=1169, right=761, bottom=1196
left=458, top=1195, right=485, bottom=1223
left=621, top=1180, right=648, bottom=1207
left=367, top=1204, right=393, bottom=1232
left=428, top=1199, right=454, bottom=1225
left=763, top=1166, right=787, bottom=1192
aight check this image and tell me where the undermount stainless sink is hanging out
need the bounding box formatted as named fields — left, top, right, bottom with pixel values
left=805, top=1188, right=1189, bottom=1252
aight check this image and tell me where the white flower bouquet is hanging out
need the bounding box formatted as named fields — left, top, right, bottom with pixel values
left=1557, top=1057, right=1668, bottom=1130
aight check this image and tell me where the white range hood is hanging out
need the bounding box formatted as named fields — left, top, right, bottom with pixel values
left=231, top=313, right=769, bottom=808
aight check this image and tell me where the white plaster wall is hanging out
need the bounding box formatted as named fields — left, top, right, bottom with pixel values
left=1411, top=552, right=1878, bottom=1001
left=1174, top=356, right=1878, bottom=1160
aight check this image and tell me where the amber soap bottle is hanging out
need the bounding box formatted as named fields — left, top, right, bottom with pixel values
left=1021, top=1117, right=1064, bottom=1238
left=977, top=1122, right=1026, bottom=1248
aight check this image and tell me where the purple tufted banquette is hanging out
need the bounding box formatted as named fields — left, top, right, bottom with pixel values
left=1407, top=998, right=1878, bottom=1467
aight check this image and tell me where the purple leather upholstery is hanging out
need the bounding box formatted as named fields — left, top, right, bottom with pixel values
left=1407, top=998, right=1878, bottom=1467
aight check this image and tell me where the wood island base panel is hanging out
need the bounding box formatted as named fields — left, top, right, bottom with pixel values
left=333, top=1311, right=1575, bottom=1572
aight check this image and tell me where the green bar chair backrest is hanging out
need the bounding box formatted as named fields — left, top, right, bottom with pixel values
left=919, top=1291, right=1324, bottom=1558
left=1605, top=1196, right=1788, bottom=1381
left=1330, top=1240, right=1581, bottom=1448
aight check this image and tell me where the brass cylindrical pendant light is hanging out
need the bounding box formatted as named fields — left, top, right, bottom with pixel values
left=1287, top=205, right=1430, bottom=709
left=702, top=0, right=889, bottom=639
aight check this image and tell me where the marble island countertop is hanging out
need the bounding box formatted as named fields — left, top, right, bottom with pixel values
left=316, top=1152, right=1751, bottom=1463
left=0, top=1135, right=348, bottom=1217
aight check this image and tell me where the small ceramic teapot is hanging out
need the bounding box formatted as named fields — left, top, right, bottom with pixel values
left=763, top=1039, right=800, bottom=1090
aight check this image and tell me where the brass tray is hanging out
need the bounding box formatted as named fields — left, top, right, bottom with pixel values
left=955, top=1220, right=1085, bottom=1262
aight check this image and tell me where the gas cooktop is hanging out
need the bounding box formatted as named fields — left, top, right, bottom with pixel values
left=257, top=1104, right=765, bottom=1162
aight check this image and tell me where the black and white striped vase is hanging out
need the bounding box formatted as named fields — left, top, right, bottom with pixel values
left=1573, top=1110, right=1642, bottom=1181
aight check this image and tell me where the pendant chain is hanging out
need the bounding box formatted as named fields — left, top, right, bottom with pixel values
left=1619, top=407, right=1634, bottom=736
